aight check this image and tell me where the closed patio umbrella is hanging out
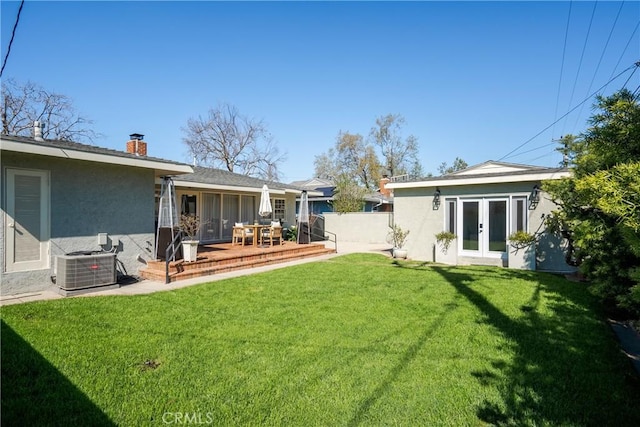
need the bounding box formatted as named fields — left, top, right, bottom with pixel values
left=257, top=185, right=273, bottom=247
left=259, top=184, right=272, bottom=220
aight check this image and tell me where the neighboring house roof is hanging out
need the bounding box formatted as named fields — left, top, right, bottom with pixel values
left=289, top=177, right=335, bottom=198
left=387, top=161, right=570, bottom=189
left=290, top=177, right=334, bottom=189
left=291, top=176, right=393, bottom=205
left=173, top=166, right=321, bottom=196
left=1, top=134, right=193, bottom=176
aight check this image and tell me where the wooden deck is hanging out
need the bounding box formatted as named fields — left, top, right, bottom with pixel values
left=140, top=241, right=336, bottom=283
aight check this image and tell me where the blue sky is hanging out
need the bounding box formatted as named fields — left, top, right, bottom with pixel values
left=2, top=1, right=639, bottom=182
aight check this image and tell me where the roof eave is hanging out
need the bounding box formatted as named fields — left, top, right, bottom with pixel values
left=2, top=138, right=193, bottom=175
left=387, top=170, right=571, bottom=189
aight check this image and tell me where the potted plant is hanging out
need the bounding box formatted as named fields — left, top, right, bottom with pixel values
left=507, top=230, right=536, bottom=270
left=389, top=224, right=410, bottom=259
left=435, top=231, right=457, bottom=265
left=179, top=214, right=201, bottom=262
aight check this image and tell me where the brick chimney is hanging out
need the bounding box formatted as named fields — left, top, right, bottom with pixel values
left=379, top=175, right=391, bottom=197
left=126, top=133, right=147, bottom=156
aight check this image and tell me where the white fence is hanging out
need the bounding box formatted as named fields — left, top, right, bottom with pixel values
left=323, top=212, right=392, bottom=244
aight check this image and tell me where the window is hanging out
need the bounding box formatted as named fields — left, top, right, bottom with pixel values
left=445, top=199, right=456, bottom=234
left=273, top=199, right=285, bottom=220
left=511, top=196, right=527, bottom=232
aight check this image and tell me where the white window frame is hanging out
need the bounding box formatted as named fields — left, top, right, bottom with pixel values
left=272, top=198, right=285, bottom=221
left=511, top=196, right=528, bottom=233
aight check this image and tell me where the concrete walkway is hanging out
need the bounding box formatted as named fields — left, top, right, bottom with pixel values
left=0, top=242, right=392, bottom=306
left=609, top=320, right=640, bottom=376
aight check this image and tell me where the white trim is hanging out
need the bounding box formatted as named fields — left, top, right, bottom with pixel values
left=2, top=139, right=193, bottom=175
left=387, top=170, right=570, bottom=189
left=169, top=179, right=321, bottom=197
left=170, top=180, right=287, bottom=195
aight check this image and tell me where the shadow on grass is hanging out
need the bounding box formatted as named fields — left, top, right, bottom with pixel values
left=347, top=303, right=451, bottom=427
left=393, top=262, right=640, bottom=426
left=1, top=320, right=115, bottom=426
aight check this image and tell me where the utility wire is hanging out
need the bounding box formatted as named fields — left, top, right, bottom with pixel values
left=503, top=141, right=558, bottom=160
left=552, top=0, right=573, bottom=139
left=561, top=0, right=598, bottom=137
left=499, top=61, right=639, bottom=162
left=0, top=0, right=25, bottom=78
left=607, top=18, right=640, bottom=84
left=571, top=0, right=626, bottom=133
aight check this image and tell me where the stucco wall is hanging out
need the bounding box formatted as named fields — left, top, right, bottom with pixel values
left=323, top=212, right=392, bottom=244
left=393, top=181, right=575, bottom=272
left=2, top=152, right=155, bottom=295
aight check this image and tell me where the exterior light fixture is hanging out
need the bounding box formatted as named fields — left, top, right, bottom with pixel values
left=532, top=185, right=540, bottom=201
left=433, top=188, right=441, bottom=210
left=529, top=184, right=540, bottom=209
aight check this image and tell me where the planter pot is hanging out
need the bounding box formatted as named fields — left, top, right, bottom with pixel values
left=393, top=248, right=408, bottom=259
left=508, top=245, right=536, bottom=270
left=182, top=240, right=199, bottom=262
left=435, top=241, right=457, bottom=265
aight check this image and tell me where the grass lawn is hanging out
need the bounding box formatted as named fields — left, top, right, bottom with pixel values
left=2, top=253, right=639, bottom=426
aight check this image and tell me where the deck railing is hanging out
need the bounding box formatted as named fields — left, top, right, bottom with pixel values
left=165, top=230, right=183, bottom=284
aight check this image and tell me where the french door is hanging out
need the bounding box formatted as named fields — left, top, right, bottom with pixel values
left=460, top=198, right=507, bottom=258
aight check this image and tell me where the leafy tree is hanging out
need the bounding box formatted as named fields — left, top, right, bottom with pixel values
left=369, top=114, right=422, bottom=178
left=544, top=89, right=640, bottom=315
left=330, top=174, right=367, bottom=213
left=182, top=102, right=285, bottom=180
left=314, top=131, right=382, bottom=189
left=438, top=157, right=468, bottom=175
left=1, top=79, right=98, bottom=142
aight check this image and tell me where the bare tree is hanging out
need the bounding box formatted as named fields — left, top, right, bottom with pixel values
left=1, top=78, right=98, bottom=142
left=369, top=114, right=421, bottom=178
left=314, top=131, right=382, bottom=189
left=182, top=103, right=286, bottom=181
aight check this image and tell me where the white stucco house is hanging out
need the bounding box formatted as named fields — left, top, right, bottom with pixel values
left=1, top=133, right=193, bottom=295
left=386, top=161, right=574, bottom=272
left=1, top=130, right=316, bottom=296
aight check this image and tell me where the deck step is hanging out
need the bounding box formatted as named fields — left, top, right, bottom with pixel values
left=140, top=244, right=335, bottom=283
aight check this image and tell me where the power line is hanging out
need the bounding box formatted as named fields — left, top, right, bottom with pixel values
left=0, top=0, right=25, bottom=78
left=608, top=18, right=640, bottom=83
left=552, top=0, right=573, bottom=139
left=571, top=0, right=626, bottom=133
left=498, top=61, right=639, bottom=162
left=503, top=141, right=558, bottom=160
left=561, top=0, right=598, bottom=137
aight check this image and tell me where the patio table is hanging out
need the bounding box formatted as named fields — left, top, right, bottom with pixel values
left=243, top=224, right=266, bottom=247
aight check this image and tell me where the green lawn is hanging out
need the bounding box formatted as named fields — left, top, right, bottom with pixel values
left=2, top=254, right=639, bottom=426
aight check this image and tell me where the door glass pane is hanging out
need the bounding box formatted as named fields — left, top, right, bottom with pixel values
left=462, top=201, right=479, bottom=250
left=511, top=197, right=527, bottom=231
left=488, top=200, right=507, bottom=252
left=180, top=194, right=197, bottom=215
left=241, top=195, right=256, bottom=223
left=446, top=199, right=456, bottom=234
left=222, top=194, right=239, bottom=239
left=202, top=193, right=221, bottom=241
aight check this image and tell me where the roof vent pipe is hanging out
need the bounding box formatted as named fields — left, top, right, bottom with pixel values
left=34, top=121, right=44, bottom=141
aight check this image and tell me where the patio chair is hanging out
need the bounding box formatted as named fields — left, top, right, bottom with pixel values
left=261, top=221, right=284, bottom=246
left=232, top=223, right=253, bottom=246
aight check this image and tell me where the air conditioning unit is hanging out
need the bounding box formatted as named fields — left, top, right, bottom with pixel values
left=56, top=252, right=117, bottom=290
